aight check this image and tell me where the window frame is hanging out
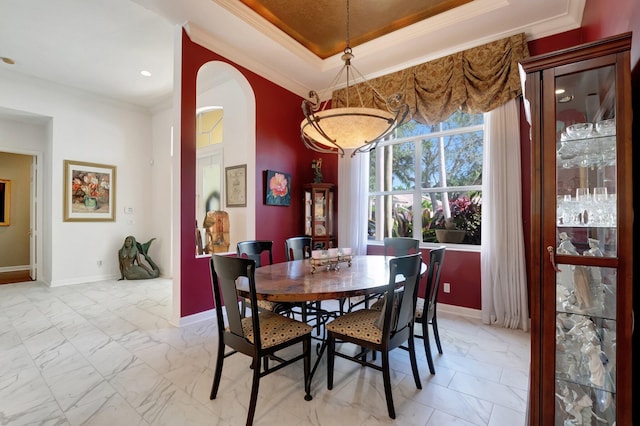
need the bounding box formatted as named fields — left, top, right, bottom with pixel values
left=368, top=117, right=484, bottom=249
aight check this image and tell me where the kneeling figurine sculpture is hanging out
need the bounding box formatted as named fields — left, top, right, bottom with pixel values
left=118, top=235, right=160, bottom=280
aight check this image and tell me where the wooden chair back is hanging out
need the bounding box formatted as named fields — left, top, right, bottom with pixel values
left=285, top=236, right=312, bottom=261
left=383, top=237, right=420, bottom=256
left=423, top=247, right=446, bottom=323
left=237, top=240, right=273, bottom=267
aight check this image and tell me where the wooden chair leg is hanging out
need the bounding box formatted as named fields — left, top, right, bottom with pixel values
left=381, top=350, right=395, bottom=419
left=327, top=334, right=335, bottom=390
left=408, top=332, right=422, bottom=389
left=210, top=342, right=225, bottom=399
left=247, top=358, right=261, bottom=426
left=432, top=316, right=443, bottom=354
left=303, top=336, right=312, bottom=401
left=422, top=320, right=436, bottom=374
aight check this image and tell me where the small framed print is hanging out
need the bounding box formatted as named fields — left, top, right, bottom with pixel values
left=225, top=164, right=247, bottom=207
left=63, top=160, right=116, bottom=222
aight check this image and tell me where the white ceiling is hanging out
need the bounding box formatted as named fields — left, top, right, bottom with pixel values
left=0, top=0, right=585, bottom=110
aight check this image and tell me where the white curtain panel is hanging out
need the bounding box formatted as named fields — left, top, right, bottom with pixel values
left=481, top=98, right=529, bottom=330
left=338, top=150, right=369, bottom=255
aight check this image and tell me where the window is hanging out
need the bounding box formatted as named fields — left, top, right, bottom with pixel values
left=368, top=110, right=483, bottom=245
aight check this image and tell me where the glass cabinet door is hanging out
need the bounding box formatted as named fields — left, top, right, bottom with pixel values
left=304, top=183, right=335, bottom=249
left=314, top=191, right=327, bottom=237
left=521, top=32, right=632, bottom=426
left=552, top=63, right=618, bottom=425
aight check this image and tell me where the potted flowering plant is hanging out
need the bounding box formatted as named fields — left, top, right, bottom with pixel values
left=428, top=193, right=482, bottom=244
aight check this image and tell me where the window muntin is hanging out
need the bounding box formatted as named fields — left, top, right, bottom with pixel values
left=368, top=112, right=483, bottom=245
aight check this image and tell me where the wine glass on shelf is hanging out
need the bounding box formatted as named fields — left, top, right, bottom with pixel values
left=593, top=187, right=608, bottom=203
left=593, top=187, right=609, bottom=225
left=575, top=188, right=590, bottom=225
left=576, top=187, right=590, bottom=202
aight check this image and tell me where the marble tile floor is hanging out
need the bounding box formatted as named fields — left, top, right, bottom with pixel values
left=0, top=278, right=530, bottom=425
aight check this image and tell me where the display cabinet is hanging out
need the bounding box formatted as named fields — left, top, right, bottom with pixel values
left=520, top=33, right=632, bottom=425
left=304, top=183, right=335, bottom=249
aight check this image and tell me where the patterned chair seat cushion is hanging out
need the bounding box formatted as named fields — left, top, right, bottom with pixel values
left=326, top=309, right=383, bottom=344
left=257, top=300, right=279, bottom=311
left=234, top=311, right=312, bottom=348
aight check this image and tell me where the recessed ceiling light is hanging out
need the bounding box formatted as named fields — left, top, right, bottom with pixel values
left=558, top=95, right=574, bottom=103
left=140, top=70, right=152, bottom=77
left=1, top=56, right=15, bottom=65
left=555, top=88, right=565, bottom=95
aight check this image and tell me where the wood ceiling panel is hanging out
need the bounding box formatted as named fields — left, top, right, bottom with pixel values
left=239, top=0, right=473, bottom=58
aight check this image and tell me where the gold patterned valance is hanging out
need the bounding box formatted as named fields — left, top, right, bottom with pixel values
left=333, top=33, right=529, bottom=125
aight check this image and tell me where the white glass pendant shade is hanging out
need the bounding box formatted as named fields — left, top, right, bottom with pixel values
left=300, top=107, right=398, bottom=156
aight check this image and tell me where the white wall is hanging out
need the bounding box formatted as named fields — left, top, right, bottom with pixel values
left=0, top=69, right=169, bottom=286
left=150, top=106, right=173, bottom=278
left=0, top=61, right=255, bottom=293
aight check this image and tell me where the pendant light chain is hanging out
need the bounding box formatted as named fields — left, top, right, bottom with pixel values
left=346, top=0, right=350, bottom=49
left=345, top=0, right=351, bottom=106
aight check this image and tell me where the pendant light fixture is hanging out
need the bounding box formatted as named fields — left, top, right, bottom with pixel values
left=300, top=0, right=409, bottom=158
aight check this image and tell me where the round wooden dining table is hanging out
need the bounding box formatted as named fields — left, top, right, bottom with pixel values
left=236, top=255, right=424, bottom=303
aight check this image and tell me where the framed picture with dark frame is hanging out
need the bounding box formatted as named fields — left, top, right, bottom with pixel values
left=0, top=179, right=10, bottom=226
left=63, top=160, right=116, bottom=222
left=225, top=164, right=247, bottom=207
left=264, top=169, right=291, bottom=206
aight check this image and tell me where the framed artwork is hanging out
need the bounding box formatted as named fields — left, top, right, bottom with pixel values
left=0, top=179, right=10, bottom=226
left=225, top=164, right=247, bottom=207
left=265, top=169, right=291, bottom=206
left=63, top=160, right=116, bottom=222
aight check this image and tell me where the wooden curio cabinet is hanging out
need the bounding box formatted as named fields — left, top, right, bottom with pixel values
left=521, top=33, right=632, bottom=425
left=304, top=183, right=335, bottom=249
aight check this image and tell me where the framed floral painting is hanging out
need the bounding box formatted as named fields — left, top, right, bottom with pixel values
left=63, top=160, right=116, bottom=222
left=265, top=170, right=291, bottom=206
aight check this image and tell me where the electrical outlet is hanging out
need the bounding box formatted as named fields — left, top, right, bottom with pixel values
left=443, top=282, right=451, bottom=293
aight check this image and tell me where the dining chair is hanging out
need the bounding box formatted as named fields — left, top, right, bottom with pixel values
left=383, top=237, right=420, bottom=256
left=345, top=237, right=420, bottom=313
left=285, top=236, right=321, bottom=331
left=237, top=240, right=288, bottom=314
left=285, top=236, right=312, bottom=261
left=209, top=255, right=312, bottom=426
left=237, top=240, right=274, bottom=267
left=326, top=253, right=423, bottom=419
left=415, top=246, right=446, bottom=374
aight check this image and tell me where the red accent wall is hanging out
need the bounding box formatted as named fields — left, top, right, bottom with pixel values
left=179, top=2, right=639, bottom=318
left=366, top=246, right=481, bottom=310
left=180, top=30, right=337, bottom=317
left=581, top=0, right=640, bottom=67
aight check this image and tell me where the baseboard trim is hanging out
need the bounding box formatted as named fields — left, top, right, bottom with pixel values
left=0, top=265, right=30, bottom=273
left=438, top=303, right=482, bottom=319
left=172, top=308, right=215, bottom=327
left=49, top=274, right=120, bottom=287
